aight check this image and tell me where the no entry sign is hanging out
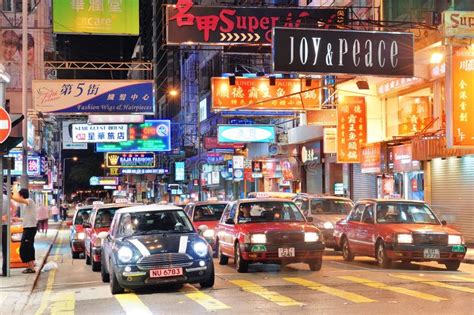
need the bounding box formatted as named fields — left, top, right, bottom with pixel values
left=0, top=107, right=12, bottom=144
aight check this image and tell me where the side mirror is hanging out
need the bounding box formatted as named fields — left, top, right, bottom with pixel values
left=98, top=231, right=109, bottom=240
left=225, top=218, right=235, bottom=225
left=306, top=217, right=314, bottom=223
left=66, top=221, right=73, bottom=227
left=83, top=222, right=91, bottom=229
left=441, top=220, right=447, bottom=226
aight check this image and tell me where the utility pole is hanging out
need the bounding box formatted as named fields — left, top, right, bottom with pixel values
left=20, top=0, right=28, bottom=189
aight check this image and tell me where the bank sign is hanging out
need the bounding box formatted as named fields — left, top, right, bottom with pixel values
left=273, top=27, right=414, bottom=77
left=72, top=124, right=128, bottom=143
left=32, top=80, right=154, bottom=114
left=106, top=152, right=156, bottom=169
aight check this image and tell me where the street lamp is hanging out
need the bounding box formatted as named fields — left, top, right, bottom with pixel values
left=62, top=157, right=78, bottom=201
left=168, top=89, right=179, bottom=97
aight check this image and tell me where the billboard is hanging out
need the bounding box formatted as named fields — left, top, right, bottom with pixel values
left=52, top=0, right=139, bottom=35
left=106, top=152, right=156, bottom=169
left=96, top=120, right=171, bottom=152
left=62, top=121, right=88, bottom=150
left=32, top=80, right=154, bottom=114
left=337, top=97, right=367, bottom=163
left=175, top=162, right=185, bottom=181
left=166, top=1, right=347, bottom=45
left=442, top=11, right=474, bottom=38
left=72, top=124, right=128, bottom=143
left=218, top=125, right=275, bottom=143
left=211, top=77, right=320, bottom=111
left=273, top=27, right=414, bottom=77
left=3, top=151, right=41, bottom=176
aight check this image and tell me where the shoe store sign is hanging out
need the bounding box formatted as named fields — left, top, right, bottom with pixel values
left=166, top=0, right=347, bottom=45
left=106, top=152, right=156, bottom=169
left=273, top=27, right=414, bottom=77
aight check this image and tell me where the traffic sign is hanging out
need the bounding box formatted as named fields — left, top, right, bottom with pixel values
left=0, top=108, right=12, bottom=144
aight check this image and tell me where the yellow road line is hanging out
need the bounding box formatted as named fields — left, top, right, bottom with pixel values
left=50, top=292, right=75, bottom=315
left=35, top=229, right=65, bottom=315
left=115, top=293, right=153, bottom=315
left=391, top=275, right=474, bottom=294
left=230, top=279, right=304, bottom=306
left=284, top=277, right=375, bottom=303
left=339, top=276, right=447, bottom=302
left=185, top=291, right=231, bottom=311
left=450, top=276, right=474, bottom=283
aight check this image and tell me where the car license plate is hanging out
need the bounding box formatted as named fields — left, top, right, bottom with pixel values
left=423, top=248, right=440, bottom=259
left=452, top=245, right=465, bottom=253
left=278, top=247, right=295, bottom=258
left=150, top=267, right=183, bottom=278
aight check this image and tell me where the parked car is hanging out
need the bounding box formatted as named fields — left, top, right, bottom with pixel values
left=293, top=194, right=353, bottom=249
left=334, top=199, right=467, bottom=270
left=215, top=198, right=324, bottom=273
left=100, top=204, right=215, bottom=295
left=184, top=201, right=229, bottom=252
left=68, top=205, right=93, bottom=259
left=83, top=203, right=139, bottom=271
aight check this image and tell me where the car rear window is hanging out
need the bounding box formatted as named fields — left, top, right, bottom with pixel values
left=193, top=204, right=227, bottom=222
left=311, top=199, right=353, bottom=215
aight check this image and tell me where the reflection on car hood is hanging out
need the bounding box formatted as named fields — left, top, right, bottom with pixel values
left=389, top=224, right=461, bottom=235
left=312, top=214, right=346, bottom=225
left=239, top=222, right=317, bottom=234
left=124, top=233, right=202, bottom=256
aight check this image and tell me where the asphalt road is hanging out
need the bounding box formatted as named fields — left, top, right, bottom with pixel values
left=25, top=227, right=474, bottom=315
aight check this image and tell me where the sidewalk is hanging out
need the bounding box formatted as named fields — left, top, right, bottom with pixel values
left=463, top=246, right=474, bottom=264
left=0, top=221, right=61, bottom=314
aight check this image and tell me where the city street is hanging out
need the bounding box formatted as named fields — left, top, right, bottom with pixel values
left=23, top=226, right=474, bottom=315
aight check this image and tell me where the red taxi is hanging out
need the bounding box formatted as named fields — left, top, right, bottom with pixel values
left=184, top=201, right=229, bottom=252
left=68, top=205, right=93, bottom=259
left=334, top=199, right=467, bottom=270
left=215, top=199, right=324, bottom=273
left=84, top=203, right=139, bottom=271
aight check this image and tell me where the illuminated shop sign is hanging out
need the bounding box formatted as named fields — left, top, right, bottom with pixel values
left=337, top=96, right=367, bottom=163
left=217, top=125, right=275, bottom=143
left=72, top=124, right=128, bottom=143
left=106, top=152, right=156, bottom=169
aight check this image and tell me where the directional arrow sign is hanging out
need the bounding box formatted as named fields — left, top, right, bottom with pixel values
left=0, top=107, right=12, bottom=144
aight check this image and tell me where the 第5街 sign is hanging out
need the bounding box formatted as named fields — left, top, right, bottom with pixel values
left=52, top=0, right=139, bottom=35
left=32, top=80, right=154, bottom=114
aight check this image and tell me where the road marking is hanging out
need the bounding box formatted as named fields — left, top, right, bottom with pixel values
left=230, top=279, right=304, bottom=306
left=35, top=229, right=65, bottom=315
left=391, top=275, right=474, bottom=294
left=284, top=277, right=375, bottom=303
left=185, top=291, right=231, bottom=311
left=50, top=292, right=75, bottom=315
left=450, top=276, right=474, bottom=282
left=115, top=293, right=153, bottom=315
left=339, top=276, right=447, bottom=302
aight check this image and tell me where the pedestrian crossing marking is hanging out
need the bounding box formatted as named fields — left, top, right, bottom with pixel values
left=230, top=279, right=304, bottom=306
left=450, top=276, right=474, bottom=282
left=339, top=276, right=447, bottom=302
left=185, top=291, right=231, bottom=311
left=284, top=277, right=375, bottom=303
left=115, top=293, right=153, bottom=315
left=391, top=275, right=474, bottom=294
left=50, top=292, right=75, bottom=315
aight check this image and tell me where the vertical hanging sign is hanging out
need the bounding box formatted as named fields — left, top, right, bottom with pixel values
left=337, top=96, right=367, bottom=163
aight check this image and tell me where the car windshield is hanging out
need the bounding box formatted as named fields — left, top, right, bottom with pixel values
left=74, top=208, right=92, bottom=225
left=310, top=199, right=353, bottom=215
left=376, top=203, right=439, bottom=224
left=193, top=204, right=227, bottom=222
left=237, top=201, right=305, bottom=224
left=118, top=210, right=194, bottom=237
left=94, top=207, right=119, bottom=228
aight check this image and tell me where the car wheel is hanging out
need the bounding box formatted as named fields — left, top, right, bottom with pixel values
left=110, top=266, right=124, bottom=295
left=234, top=243, right=248, bottom=273
left=445, top=260, right=461, bottom=271
left=72, top=250, right=80, bottom=259
left=200, top=262, right=215, bottom=288
left=341, top=237, right=354, bottom=262
left=85, top=247, right=91, bottom=265
left=376, top=241, right=392, bottom=269
left=217, top=241, right=228, bottom=265
left=101, top=255, right=110, bottom=283
left=308, top=258, right=323, bottom=271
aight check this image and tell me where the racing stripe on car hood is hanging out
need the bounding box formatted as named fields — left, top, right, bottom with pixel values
left=129, top=239, right=151, bottom=257
left=178, top=236, right=188, bottom=253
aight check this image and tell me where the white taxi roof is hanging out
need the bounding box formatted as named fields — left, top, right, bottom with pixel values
left=115, top=204, right=183, bottom=214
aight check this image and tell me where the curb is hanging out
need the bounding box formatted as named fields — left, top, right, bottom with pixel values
left=30, top=223, right=61, bottom=293
left=463, top=258, right=474, bottom=264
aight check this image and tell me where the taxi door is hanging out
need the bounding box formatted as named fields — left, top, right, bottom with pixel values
left=84, top=210, right=95, bottom=257
left=358, top=204, right=376, bottom=256
left=217, top=203, right=237, bottom=257
left=345, top=204, right=365, bottom=254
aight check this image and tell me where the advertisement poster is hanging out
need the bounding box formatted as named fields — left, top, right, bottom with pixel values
left=337, top=96, right=367, bottom=163
left=360, top=143, right=382, bottom=173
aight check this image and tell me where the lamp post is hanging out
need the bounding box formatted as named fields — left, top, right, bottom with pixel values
left=62, top=157, right=78, bottom=201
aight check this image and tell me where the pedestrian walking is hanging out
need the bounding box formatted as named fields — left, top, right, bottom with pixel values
left=51, top=204, right=60, bottom=222
left=60, top=204, right=68, bottom=221
left=36, top=204, right=49, bottom=234
left=11, top=187, right=38, bottom=274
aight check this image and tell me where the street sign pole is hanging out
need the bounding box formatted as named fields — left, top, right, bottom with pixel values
left=6, top=158, right=11, bottom=277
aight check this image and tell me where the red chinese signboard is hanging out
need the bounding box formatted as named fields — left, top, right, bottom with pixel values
left=360, top=143, right=382, bottom=173
left=211, top=77, right=321, bottom=111
left=336, top=96, right=367, bottom=163
left=398, top=96, right=432, bottom=135
left=166, top=0, right=347, bottom=45
left=450, top=46, right=474, bottom=147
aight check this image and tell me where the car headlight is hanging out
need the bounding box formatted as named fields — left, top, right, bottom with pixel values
left=448, top=235, right=462, bottom=245
left=117, top=246, right=133, bottom=263
left=193, top=241, right=208, bottom=257
left=250, top=234, right=266, bottom=244
left=203, top=229, right=215, bottom=238
left=397, top=234, right=413, bottom=244
left=305, top=232, right=319, bottom=242
left=77, top=232, right=85, bottom=240
left=11, top=233, right=22, bottom=242
left=322, top=222, right=334, bottom=229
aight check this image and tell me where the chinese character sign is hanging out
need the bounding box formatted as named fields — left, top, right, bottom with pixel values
left=32, top=80, right=154, bottom=114
left=337, top=96, right=367, bottom=163
left=212, top=77, right=320, bottom=111
left=72, top=124, right=128, bottom=143
left=397, top=96, right=432, bottom=136
left=451, top=46, right=474, bottom=147
left=52, top=0, right=139, bottom=35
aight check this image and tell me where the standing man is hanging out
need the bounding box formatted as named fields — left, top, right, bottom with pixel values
left=60, top=203, right=68, bottom=221
left=51, top=204, right=60, bottom=222
left=11, top=187, right=37, bottom=274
